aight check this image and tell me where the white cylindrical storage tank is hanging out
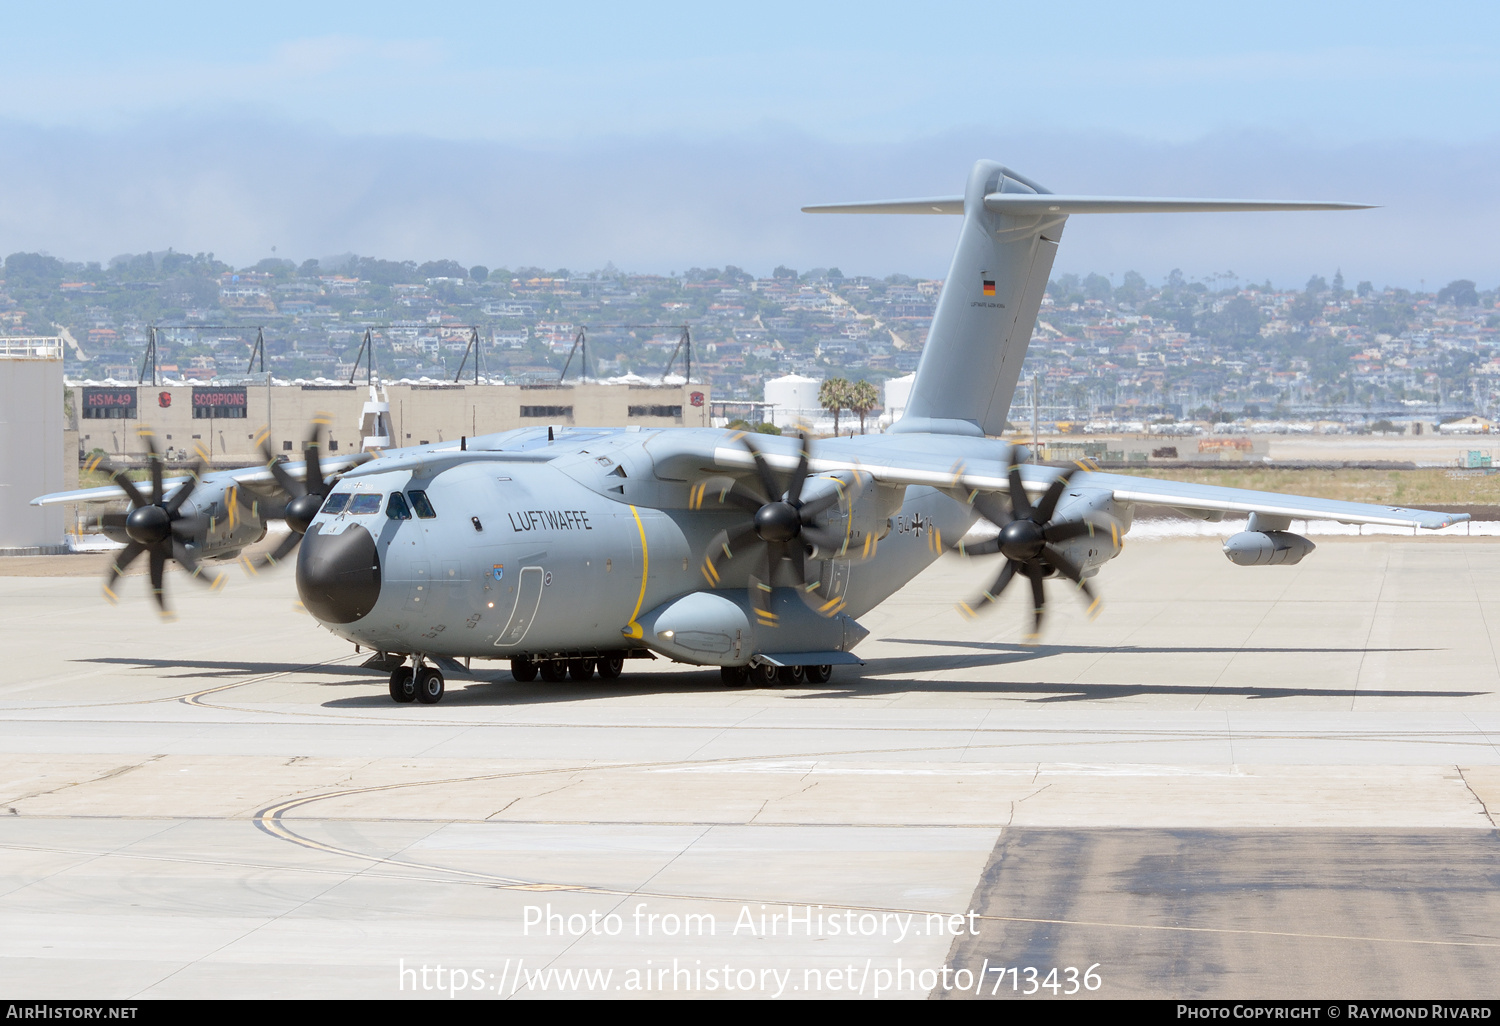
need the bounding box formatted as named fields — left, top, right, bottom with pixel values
left=882, top=373, right=916, bottom=425
left=0, top=337, right=65, bottom=549
left=764, top=373, right=823, bottom=428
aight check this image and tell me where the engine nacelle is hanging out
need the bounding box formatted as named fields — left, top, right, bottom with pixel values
left=1047, top=487, right=1127, bottom=576
left=802, top=472, right=902, bottom=561
left=170, top=483, right=271, bottom=559
left=1223, top=530, right=1315, bottom=566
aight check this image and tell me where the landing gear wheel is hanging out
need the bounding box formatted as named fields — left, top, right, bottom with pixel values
left=539, top=660, right=567, bottom=682
left=805, top=664, right=833, bottom=684
left=388, top=666, right=416, bottom=703
left=776, top=665, right=807, bottom=686
left=750, top=663, right=779, bottom=687
left=510, top=657, right=538, bottom=683
left=567, top=658, right=595, bottom=681
left=720, top=665, right=750, bottom=687
left=416, top=667, right=445, bottom=704
left=596, top=653, right=625, bottom=680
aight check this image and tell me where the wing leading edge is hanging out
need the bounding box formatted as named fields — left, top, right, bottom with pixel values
left=710, top=443, right=1466, bottom=531
left=29, top=455, right=367, bottom=507
left=1083, top=471, right=1466, bottom=530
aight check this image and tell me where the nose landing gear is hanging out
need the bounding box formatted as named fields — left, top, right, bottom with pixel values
left=388, top=656, right=445, bottom=704
left=389, top=664, right=417, bottom=703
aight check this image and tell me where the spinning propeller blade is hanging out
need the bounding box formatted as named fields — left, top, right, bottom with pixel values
left=953, top=466, right=1119, bottom=640
left=92, top=428, right=224, bottom=618
left=697, top=432, right=851, bottom=620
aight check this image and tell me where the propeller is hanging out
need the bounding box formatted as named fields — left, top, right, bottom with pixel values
left=86, top=427, right=225, bottom=619
left=954, top=465, right=1121, bottom=640
left=244, top=414, right=335, bottom=571
left=695, top=432, right=851, bottom=625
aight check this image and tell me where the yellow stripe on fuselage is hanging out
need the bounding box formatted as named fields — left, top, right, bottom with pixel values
left=625, top=504, right=650, bottom=638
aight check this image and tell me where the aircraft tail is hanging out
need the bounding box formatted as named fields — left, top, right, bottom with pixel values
left=804, top=161, right=1370, bottom=438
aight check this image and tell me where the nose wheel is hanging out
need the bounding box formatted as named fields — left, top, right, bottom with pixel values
left=389, top=665, right=416, bottom=703
left=388, top=660, right=445, bottom=704
left=416, top=666, right=444, bottom=704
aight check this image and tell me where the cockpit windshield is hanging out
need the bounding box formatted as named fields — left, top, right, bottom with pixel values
left=408, top=490, right=437, bottom=518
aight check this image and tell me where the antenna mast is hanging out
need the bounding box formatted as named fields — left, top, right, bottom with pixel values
left=558, top=327, right=588, bottom=383
left=454, top=327, right=484, bottom=383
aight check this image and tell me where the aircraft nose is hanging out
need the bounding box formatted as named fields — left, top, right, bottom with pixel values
left=296, top=522, right=381, bottom=623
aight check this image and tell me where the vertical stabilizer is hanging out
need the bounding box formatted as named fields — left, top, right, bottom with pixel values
left=893, top=160, right=1063, bottom=437
left=801, top=161, right=1371, bottom=437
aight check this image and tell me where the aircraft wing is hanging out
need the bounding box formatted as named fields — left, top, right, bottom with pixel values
left=30, top=455, right=367, bottom=507
left=708, top=441, right=1466, bottom=531
left=1078, top=470, right=1468, bottom=530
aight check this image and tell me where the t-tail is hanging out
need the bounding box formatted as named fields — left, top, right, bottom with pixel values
left=804, top=159, right=1372, bottom=438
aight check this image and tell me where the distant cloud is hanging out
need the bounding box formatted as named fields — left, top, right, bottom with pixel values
left=0, top=118, right=1494, bottom=289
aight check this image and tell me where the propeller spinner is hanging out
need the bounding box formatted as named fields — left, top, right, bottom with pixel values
left=87, top=428, right=225, bottom=618
left=955, top=465, right=1121, bottom=640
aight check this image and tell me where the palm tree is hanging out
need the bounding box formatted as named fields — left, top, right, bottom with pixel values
left=848, top=379, right=880, bottom=434
left=819, top=377, right=852, bottom=435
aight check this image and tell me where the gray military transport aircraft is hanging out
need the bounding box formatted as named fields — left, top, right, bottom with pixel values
left=34, top=160, right=1469, bottom=703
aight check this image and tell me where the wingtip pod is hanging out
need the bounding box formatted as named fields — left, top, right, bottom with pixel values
left=1420, top=511, right=1471, bottom=530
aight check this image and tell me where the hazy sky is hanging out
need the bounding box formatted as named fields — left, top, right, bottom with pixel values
left=2, top=2, right=1496, bottom=286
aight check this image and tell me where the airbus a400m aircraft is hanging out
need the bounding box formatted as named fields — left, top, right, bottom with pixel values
left=36, top=160, right=1468, bottom=703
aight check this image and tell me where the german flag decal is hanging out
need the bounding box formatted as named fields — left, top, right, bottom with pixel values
left=982, top=279, right=996, bottom=296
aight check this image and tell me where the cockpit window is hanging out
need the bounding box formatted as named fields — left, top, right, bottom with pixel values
left=321, top=493, right=351, bottom=515
left=408, top=489, right=437, bottom=519
left=386, top=492, right=412, bottom=520
left=347, top=493, right=383, bottom=515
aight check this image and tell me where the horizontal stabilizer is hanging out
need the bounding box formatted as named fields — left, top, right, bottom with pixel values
left=802, top=196, right=965, bottom=215
left=804, top=194, right=1373, bottom=215
left=983, top=195, right=1374, bottom=215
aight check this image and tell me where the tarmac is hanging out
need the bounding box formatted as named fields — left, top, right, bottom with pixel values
left=1, top=534, right=1499, bottom=999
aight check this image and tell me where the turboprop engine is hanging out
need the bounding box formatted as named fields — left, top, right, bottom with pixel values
left=800, top=472, right=903, bottom=561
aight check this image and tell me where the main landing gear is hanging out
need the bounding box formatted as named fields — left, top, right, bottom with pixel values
left=384, top=649, right=635, bottom=704
left=389, top=659, right=444, bottom=704
left=511, top=652, right=628, bottom=684
left=720, top=663, right=833, bottom=687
